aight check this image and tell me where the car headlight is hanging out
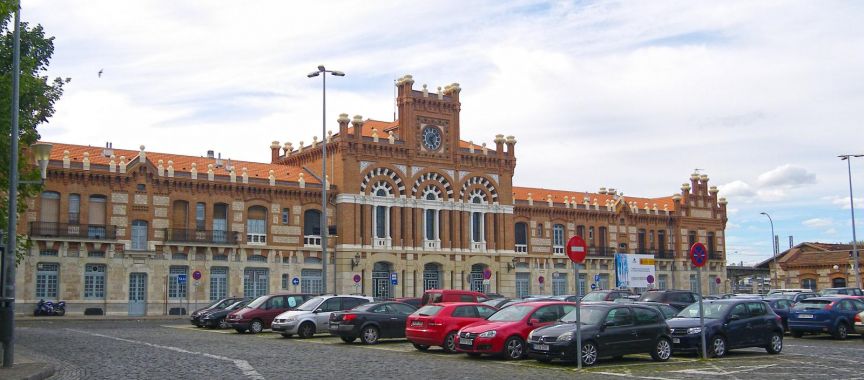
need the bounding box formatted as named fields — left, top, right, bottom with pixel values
left=282, top=316, right=296, bottom=322
left=558, top=331, right=574, bottom=342
left=687, top=327, right=702, bottom=335
left=479, top=330, right=497, bottom=338
left=528, top=330, right=536, bottom=340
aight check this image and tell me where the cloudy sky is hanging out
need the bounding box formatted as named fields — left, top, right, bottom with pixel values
left=25, top=0, right=864, bottom=265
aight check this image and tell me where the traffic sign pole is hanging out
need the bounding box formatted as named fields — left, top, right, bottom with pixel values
left=698, top=266, right=707, bottom=360
left=566, top=235, right=587, bottom=370
left=575, top=263, right=582, bottom=370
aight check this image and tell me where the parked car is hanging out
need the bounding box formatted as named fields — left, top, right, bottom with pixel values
left=226, top=293, right=313, bottom=334
left=667, top=299, right=784, bottom=357
left=527, top=303, right=673, bottom=366
left=406, top=302, right=499, bottom=352
left=766, top=292, right=817, bottom=303
left=456, top=301, right=576, bottom=359
left=633, top=301, right=681, bottom=320
left=391, top=297, right=421, bottom=308
left=272, top=295, right=373, bottom=338
left=190, top=297, right=244, bottom=327
left=483, top=298, right=513, bottom=309
left=854, top=310, right=864, bottom=337
left=762, top=298, right=794, bottom=331
left=198, top=299, right=250, bottom=329
left=581, top=290, right=634, bottom=303
left=819, top=288, right=864, bottom=296
left=328, top=301, right=417, bottom=344
left=484, top=293, right=506, bottom=299
left=549, top=295, right=582, bottom=302
left=767, top=288, right=813, bottom=296
left=788, top=296, right=864, bottom=339
left=638, top=289, right=701, bottom=311
left=421, top=290, right=488, bottom=306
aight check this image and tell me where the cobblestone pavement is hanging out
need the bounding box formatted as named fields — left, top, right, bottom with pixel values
left=13, top=319, right=864, bottom=380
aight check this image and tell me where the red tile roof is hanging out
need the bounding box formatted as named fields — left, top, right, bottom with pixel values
left=512, top=186, right=677, bottom=211
left=46, top=142, right=317, bottom=184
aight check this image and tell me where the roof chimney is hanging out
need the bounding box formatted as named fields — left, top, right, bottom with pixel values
left=215, top=152, right=223, bottom=168
left=102, top=142, right=114, bottom=157
left=207, top=150, right=215, bottom=159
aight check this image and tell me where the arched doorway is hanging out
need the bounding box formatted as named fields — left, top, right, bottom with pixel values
left=469, top=264, right=487, bottom=293
left=832, top=277, right=847, bottom=288
left=423, top=263, right=442, bottom=290
left=372, top=262, right=393, bottom=298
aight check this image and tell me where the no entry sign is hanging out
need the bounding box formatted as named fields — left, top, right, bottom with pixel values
left=690, top=242, right=708, bottom=268
left=566, top=236, right=588, bottom=263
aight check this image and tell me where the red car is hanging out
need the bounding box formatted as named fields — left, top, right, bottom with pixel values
left=405, top=302, right=498, bottom=352
left=456, top=301, right=576, bottom=359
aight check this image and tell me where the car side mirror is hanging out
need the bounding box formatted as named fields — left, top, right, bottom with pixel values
left=314, top=308, right=323, bottom=313
left=528, top=318, right=540, bottom=326
left=728, top=314, right=740, bottom=321
left=600, top=321, right=613, bottom=331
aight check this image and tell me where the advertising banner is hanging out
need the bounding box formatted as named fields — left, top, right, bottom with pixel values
left=614, top=253, right=656, bottom=288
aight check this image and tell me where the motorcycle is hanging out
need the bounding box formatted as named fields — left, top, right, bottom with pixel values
left=34, top=299, right=66, bottom=316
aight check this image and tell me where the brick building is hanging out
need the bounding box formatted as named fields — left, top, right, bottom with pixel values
left=16, top=75, right=729, bottom=315
left=757, top=242, right=863, bottom=290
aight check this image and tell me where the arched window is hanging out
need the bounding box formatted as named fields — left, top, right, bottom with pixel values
left=424, top=191, right=438, bottom=243
left=470, top=195, right=484, bottom=247
left=246, top=206, right=267, bottom=245
left=552, top=224, right=565, bottom=254
left=303, top=209, right=321, bottom=246
left=514, top=222, right=528, bottom=253
left=373, top=188, right=390, bottom=241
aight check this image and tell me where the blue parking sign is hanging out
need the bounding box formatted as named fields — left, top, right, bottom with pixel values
left=292, top=277, right=300, bottom=286
left=390, top=272, right=398, bottom=285
left=177, top=274, right=187, bottom=284
left=591, top=283, right=597, bottom=290
left=594, top=274, right=600, bottom=282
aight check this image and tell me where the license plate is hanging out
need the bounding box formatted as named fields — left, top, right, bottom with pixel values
left=672, top=338, right=680, bottom=343
left=459, top=338, right=473, bottom=345
left=798, top=314, right=814, bottom=319
left=533, top=344, right=549, bottom=351
left=411, top=321, right=423, bottom=327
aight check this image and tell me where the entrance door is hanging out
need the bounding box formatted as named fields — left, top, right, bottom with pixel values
left=129, top=273, right=147, bottom=316
left=372, top=262, right=392, bottom=299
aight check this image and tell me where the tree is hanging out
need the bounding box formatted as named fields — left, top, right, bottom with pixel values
left=0, top=0, right=69, bottom=261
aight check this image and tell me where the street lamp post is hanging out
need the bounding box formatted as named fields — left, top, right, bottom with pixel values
left=307, top=65, right=344, bottom=294
left=760, top=212, right=779, bottom=290
left=840, top=154, right=863, bottom=289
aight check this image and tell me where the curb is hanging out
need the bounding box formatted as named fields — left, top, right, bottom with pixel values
left=0, top=362, right=56, bottom=380
left=16, top=316, right=188, bottom=322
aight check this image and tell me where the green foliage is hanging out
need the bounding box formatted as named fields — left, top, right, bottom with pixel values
left=0, top=0, right=69, bottom=261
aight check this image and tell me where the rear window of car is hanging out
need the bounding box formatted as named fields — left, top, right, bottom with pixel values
left=793, top=300, right=832, bottom=310
left=422, top=293, right=443, bottom=305
left=459, top=295, right=476, bottom=302
left=415, top=305, right=443, bottom=316
left=639, top=292, right=664, bottom=302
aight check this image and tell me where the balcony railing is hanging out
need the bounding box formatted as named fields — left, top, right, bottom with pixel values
left=29, top=222, right=116, bottom=240
left=655, top=251, right=675, bottom=259
left=553, top=246, right=565, bottom=255
left=589, top=247, right=614, bottom=257
left=514, top=244, right=527, bottom=253
left=424, top=240, right=440, bottom=250
left=246, top=233, right=266, bottom=245
left=164, top=228, right=236, bottom=244
left=304, top=235, right=321, bottom=246
left=373, top=237, right=392, bottom=248
left=471, top=241, right=486, bottom=251
left=709, top=252, right=724, bottom=260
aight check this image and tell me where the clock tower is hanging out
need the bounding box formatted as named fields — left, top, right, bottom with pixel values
left=395, top=75, right=462, bottom=164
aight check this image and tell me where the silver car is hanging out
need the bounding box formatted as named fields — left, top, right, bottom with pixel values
left=271, top=295, right=373, bottom=338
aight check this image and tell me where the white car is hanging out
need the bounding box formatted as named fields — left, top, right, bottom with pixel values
left=271, top=295, right=373, bottom=338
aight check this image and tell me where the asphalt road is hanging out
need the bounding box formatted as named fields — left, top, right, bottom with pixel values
left=12, top=319, right=864, bottom=380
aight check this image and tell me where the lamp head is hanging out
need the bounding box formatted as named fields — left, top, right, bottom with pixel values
left=31, top=142, right=53, bottom=180
left=760, top=212, right=767, bottom=216
left=307, top=71, right=320, bottom=78
left=331, top=71, right=345, bottom=77
left=317, top=65, right=325, bottom=71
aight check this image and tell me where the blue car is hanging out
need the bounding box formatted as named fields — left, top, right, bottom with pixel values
left=667, top=299, right=784, bottom=358
left=762, top=298, right=794, bottom=331
left=788, top=297, right=864, bottom=340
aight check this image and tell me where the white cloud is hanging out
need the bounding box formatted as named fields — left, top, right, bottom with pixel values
left=802, top=218, right=833, bottom=228
left=719, top=180, right=755, bottom=198
left=826, top=195, right=864, bottom=210
left=757, top=164, right=817, bottom=188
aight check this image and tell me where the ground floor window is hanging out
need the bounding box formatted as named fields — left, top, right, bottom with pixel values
left=244, top=268, right=269, bottom=298
left=169, top=266, right=188, bottom=299
left=469, top=264, right=486, bottom=293
left=423, top=263, right=442, bottom=291
left=801, top=278, right=816, bottom=290
left=833, top=277, right=847, bottom=288
left=552, top=274, right=567, bottom=296
left=515, top=272, right=530, bottom=298
left=36, top=263, right=59, bottom=299
left=709, top=276, right=719, bottom=295
left=84, top=264, right=106, bottom=299
left=657, top=274, right=668, bottom=290
left=689, top=274, right=698, bottom=292
left=210, top=267, right=228, bottom=301
left=578, top=273, right=586, bottom=296
left=301, top=269, right=323, bottom=294
left=598, top=274, right=610, bottom=291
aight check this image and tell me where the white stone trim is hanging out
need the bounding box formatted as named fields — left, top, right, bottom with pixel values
left=334, top=193, right=514, bottom=214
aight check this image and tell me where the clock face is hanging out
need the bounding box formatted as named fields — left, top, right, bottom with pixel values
left=422, top=126, right=442, bottom=151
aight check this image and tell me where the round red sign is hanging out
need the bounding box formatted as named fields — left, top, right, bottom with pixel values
left=566, top=236, right=588, bottom=264
left=689, top=242, right=708, bottom=268
left=538, top=276, right=545, bottom=284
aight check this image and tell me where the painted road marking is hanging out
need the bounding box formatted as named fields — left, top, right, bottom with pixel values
left=67, top=328, right=264, bottom=380
left=162, top=325, right=234, bottom=334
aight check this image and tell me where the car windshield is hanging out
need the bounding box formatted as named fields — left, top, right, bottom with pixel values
left=482, top=299, right=503, bottom=307
left=204, top=299, right=226, bottom=309
left=676, top=302, right=730, bottom=319
left=487, top=305, right=534, bottom=322
left=414, top=305, right=443, bottom=316
left=638, top=292, right=664, bottom=302
left=581, top=292, right=608, bottom=302
left=766, top=294, right=794, bottom=300
left=560, top=307, right=606, bottom=324
left=793, top=300, right=832, bottom=310
left=245, top=296, right=269, bottom=309
left=226, top=300, right=247, bottom=310
left=819, top=289, right=843, bottom=295
left=296, top=297, right=325, bottom=311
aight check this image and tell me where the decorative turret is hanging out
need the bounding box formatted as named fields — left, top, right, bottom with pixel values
left=352, top=115, right=364, bottom=143
left=268, top=170, right=275, bottom=186
left=167, top=160, right=174, bottom=177
left=139, top=145, right=146, bottom=162
left=338, top=113, right=350, bottom=139
left=388, top=131, right=395, bottom=144
left=242, top=167, right=248, bottom=184
left=547, top=194, right=553, bottom=207
left=207, top=164, right=214, bottom=181
left=527, top=192, right=533, bottom=206
left=82, top=152, right=90, bottom=171
left=284, top=142, right=293, bottom=155
left=62, top=150, right=70, bottom=168
left=298, top=172, right=306, bottom=188
left=119, top=156, right=127, bottom=174
left=494, top=134, right=505, bottom=155
left=157, top=159, right=165, bottom=176
left=270, top=141, right=281, bottom=163
left=563, top=196, right=569, bottom=208
left=190, top=163, right=197, bottom=179
left=505, top=135, right=516, bottom=156
left=108, top=154, right=116, bottom=173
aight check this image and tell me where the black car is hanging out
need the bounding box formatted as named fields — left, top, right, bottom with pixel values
left=667, top=299, right=784, bottom=358
left=633, top=301, right=681, bottom=320
left=190, top=297, right=244, bottom=327
left=198, top=299, right=250, bottom=329
left=638, top=290, right=701, bottom=311
left=329, top=301, right=418, bottom=344
left=527, top=303, right=673, bottom=366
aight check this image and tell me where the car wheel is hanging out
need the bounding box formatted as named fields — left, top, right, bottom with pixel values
left=249, top=319, right=264, bottom=334
left=442, top=331, right=458, bottom=353
left=298, top=322, right=316, bottom=339
left=412, top=343, right=429, bottom=351
left=218, top=319, right=230, bottom=329
left=709, top=335, right=727, bottom=358
left=234, top=328, right=246, bottom=334
left=833, top=322, right=849, bottom=340
left=503, top=336, right=525, bottom=360
left=341, top=336, right=357, bottom=343
left=580, top=341, right=598, bottom=366
left=791, top=330, right=803, bottom=338
left=650, top=338, right=672, bottom=362
left=765, top=332, right=783, bottom=354
left=361, top=326, right=380, bottom=345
